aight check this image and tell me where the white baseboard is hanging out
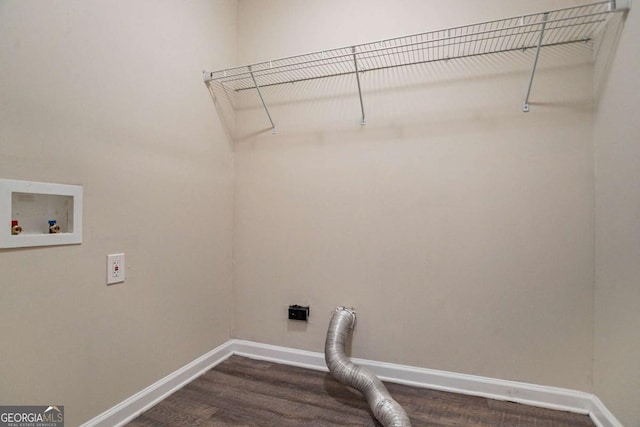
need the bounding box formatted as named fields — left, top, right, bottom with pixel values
left=79, top=340, right=235, bottom=427
left=232, top=339, right=329, bottom=372
left=81, top=339, right=623, bottom=427
left=231, top=340, right=623, bottom=427
left=589, top=395, right=625, bottom=427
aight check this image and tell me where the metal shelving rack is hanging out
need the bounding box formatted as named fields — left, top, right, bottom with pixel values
left=203, top=0, right=630, bottom=134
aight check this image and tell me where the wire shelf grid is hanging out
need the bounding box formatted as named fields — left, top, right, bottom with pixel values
left=206, top=1, right=615, bottom=92
left=204, top=1, right=629, bottom=132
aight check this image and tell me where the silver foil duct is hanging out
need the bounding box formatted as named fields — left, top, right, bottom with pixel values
left=324, top=307, right=412, bottom=426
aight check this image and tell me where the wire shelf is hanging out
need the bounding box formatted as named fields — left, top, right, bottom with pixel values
left=204, top=1, right=629, bottom=131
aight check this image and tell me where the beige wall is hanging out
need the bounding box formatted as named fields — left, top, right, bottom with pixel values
left=594, top=5, right=640, bottom=427
left=233, top=0, right=596, bottom=392
left=2, top=0, right=637, bottom=425
left=0, top=1, right=236, bottom=425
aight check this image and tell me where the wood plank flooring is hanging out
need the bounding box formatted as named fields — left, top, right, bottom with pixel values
left=126, top=355, right=595, bottom=426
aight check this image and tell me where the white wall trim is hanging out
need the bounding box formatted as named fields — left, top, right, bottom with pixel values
left=588, top=395, right=624, bottom=427
left=231, top=340, right=623, bottom=427
left=79, top=340, right=235, bottom=427
left=80, top=339, right=622, bottom=427
left=231, top=339, right=329, bottom=372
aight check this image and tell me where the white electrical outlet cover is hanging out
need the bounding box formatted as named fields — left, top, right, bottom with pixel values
left=107, top=253, right=125, bottom=285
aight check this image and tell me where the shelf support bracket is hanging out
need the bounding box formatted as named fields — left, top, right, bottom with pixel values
left=523, top=13, right=548, bottom=112
left=352, top=47, right=366, bottom=125
left=249, top=65, right=276, bottom=134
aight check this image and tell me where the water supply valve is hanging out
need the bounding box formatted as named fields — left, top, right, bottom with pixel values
left=11, top=220, right=22, bottom=235
left=48, top=220, right=60, bottom=234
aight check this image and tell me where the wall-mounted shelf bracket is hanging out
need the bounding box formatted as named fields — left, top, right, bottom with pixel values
left=611, top=0, right=632, bottom=11
left=352, top=46, right=366, bottom=126
left=249, top=65, right=277, bottom=134
left=523, top=13, right=549, bottom=112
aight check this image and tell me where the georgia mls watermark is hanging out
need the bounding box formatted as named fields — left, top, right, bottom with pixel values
left=0, top=406, right=64, bottom=427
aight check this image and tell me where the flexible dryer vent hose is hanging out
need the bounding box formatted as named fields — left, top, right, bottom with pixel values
left=324, top=307, right=412, bottom=427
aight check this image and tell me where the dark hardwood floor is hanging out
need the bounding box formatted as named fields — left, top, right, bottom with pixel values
left=126, top=355, right=595, bottom=426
